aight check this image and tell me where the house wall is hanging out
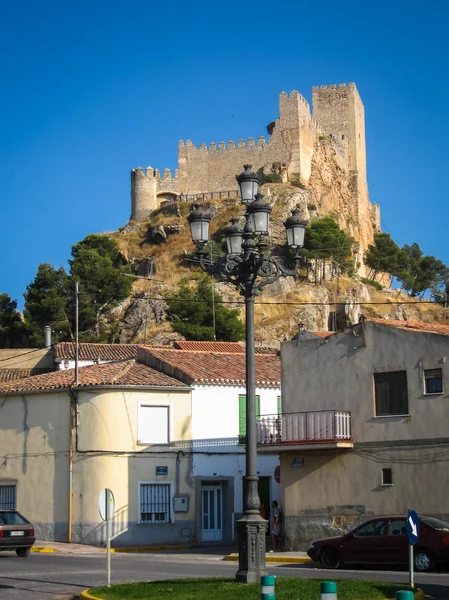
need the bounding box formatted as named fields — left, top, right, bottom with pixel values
left=0, top=391, right=70, bottom=541
left=73, top=388, right=195, bottom=546
left=0, top=348, right=54, bottom=370
left=281, top=322, right=449, bottom=442
left=191, top=384, right=281, bottom=539
left=280, top=322, right=449, bottom=548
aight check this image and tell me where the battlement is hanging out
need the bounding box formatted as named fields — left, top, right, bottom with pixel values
left=131, top=166, right=179, bottom=181
left=279, top=90, right=310, bottom=107
left=179, top=137, right=266, bottom=152
left=312, top=82, right=356, bottom=91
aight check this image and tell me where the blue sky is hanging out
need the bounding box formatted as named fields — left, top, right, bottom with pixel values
left=1, top=0, right=448, bottom=309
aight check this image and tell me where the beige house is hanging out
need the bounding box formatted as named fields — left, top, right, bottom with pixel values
left=0, top=360, right=193, bottom=546
left=259, top=318, right=449, bottom=549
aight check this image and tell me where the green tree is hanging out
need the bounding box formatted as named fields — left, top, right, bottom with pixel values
left=364, top=232, right=409, bottom=283
left=0, top=294, right=29, bottom=348
left=23, top=263, right=71, bottom=346
left=400, top=243, right=449, bottom=297
left=166, top=275, right=245, bottom=341
left=303, top=217, right=353, bottom=283
left=69, top=234, right=133, bottom=339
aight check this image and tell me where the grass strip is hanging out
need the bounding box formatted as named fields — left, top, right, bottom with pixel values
left=89, top=576, right=412, bottom=600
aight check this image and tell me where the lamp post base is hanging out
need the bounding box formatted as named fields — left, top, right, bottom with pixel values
left=235, top=513, right=268, bottom=583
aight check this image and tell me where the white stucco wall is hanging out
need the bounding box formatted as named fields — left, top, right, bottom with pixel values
left=191, top=384, right=281, bottom=511
left=192, top=384, right=280, bottom=442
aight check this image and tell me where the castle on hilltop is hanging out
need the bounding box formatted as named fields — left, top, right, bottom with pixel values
left=130, top=83, right=380, bottom=252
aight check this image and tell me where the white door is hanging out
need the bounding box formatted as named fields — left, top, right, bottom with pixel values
left=201, top=484, right=222, bottom=541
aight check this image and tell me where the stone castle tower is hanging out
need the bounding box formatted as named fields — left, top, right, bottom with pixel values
left=130, top=82, right=380, bottom=252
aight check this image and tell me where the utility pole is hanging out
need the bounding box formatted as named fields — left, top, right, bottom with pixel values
left=75, top=281, right=79, bottom=385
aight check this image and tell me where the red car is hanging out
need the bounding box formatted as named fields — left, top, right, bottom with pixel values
left=0, top=511, right=35, bottom=557
left=307, top=516, right=449, bottom=572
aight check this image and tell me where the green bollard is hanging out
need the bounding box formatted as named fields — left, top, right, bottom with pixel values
left=396, top=592, right=414, bottom=600
left=320, top=581, right=337, bottom=600
left=261, top=574, right=276, bottom=600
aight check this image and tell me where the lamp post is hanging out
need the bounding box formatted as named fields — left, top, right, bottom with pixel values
left=187, top=165, right=308, bottom=583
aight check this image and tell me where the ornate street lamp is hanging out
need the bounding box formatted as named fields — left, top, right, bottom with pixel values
left=236, top=164, right=260, bottom=205
left=188, top=166, right=308, bottom=583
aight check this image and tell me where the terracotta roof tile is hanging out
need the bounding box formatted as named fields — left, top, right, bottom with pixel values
left=54, top=342, right=143, bottom=362
left=173, top=341, right=245, bottom=353
left=139, top=348, right=281, bottom=386
left=0, top=360, right=187, bottom=394
left=365, top=318, right=449, bottom=337
left=311, top=331, right=334, bottom=339
left=0, top=368, right=54, bottom=382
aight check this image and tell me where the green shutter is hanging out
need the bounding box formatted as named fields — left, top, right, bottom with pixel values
left=239, top=395, right=261, bottom=438
left=239, top=395, right=246, bottom=437
left=277, top=396, right=282, bottom=416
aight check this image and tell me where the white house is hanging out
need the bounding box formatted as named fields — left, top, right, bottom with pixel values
left=139, top=342, right=282, bottom=544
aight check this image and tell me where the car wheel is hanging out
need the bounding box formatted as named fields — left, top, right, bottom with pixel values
left=319, top=547, right=340, bottom=569
left=16, top=547, right=31, bottom=558
left=414, top=549, right=434, bottom=572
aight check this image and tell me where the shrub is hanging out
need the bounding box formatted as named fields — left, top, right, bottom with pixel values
left=360, top=277, right=383, bottom=291
left=264, top=172, right=282, bottom=183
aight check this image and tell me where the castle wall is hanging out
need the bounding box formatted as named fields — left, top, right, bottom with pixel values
left=129, top=83, right=380, bottom=261
left=177, top=136, right=288, bottom=195
left=130, top=167, right=157, bottom=221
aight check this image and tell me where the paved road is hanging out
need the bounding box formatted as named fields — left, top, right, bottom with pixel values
left=1, top=551, right=449, bottom=599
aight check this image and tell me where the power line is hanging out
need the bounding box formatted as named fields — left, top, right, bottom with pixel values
left=0, top=346, right=47, bottom=364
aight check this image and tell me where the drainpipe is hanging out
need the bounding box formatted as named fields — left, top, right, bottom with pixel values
left=68, top=387, right=77, bottom=543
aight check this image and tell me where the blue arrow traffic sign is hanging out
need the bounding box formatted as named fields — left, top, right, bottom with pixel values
left=407, top=510, right=420, bottom=545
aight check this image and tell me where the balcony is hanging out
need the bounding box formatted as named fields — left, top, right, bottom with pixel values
left=256, top=410, right=353, bottom=453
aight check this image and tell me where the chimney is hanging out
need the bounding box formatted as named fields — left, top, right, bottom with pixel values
left=44, top=326, right=52, bottom=348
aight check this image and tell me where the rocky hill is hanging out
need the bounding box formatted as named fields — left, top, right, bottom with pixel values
left=106, top=184, right=446, bottom=347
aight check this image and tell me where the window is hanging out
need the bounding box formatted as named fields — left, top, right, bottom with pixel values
left=424, top=368, right=443, bottom=394
left=0, top=485, right=16, bottom=510
left=138, top=404, right=171, bottom=444
left=381, top=467, right=393, bottom=486
left=138, top=482, right=173, bottom=523
left=354, top=519, right=387, bottom=537
left=387, top=519, right=406, bottom=536
left=238, top=395, right=260, bottom=440
left=374, top=371, right=409, bottom=416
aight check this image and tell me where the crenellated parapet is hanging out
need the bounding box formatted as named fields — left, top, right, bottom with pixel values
left=178, top=136, right=267, bottom=152
left=130, top=165, right=180, bottom=220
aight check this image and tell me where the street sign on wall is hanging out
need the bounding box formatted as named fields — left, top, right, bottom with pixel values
left=274, top=465, right=281, bottom=484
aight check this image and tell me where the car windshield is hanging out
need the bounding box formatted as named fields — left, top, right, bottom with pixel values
left=0, top=512, right=29, bottom=526
left=421, top=516, right=449, bottom=532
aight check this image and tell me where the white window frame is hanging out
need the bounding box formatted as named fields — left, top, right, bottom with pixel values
left=423, top=368, right=444, bottom=395
left=381, top=467, right=393, bottom=487
left=137, top=480, right=174, bottom=524
left=137, top=402, right=173, bottom=445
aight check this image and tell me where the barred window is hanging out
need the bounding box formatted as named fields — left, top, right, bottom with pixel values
left=0, top=485, right=16, bottom=510
left=139, top=482, right=172, bottom=524
left=424, top=369, right=443, bottom=394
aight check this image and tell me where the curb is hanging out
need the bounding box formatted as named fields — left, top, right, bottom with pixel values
left=223, top=553, right=312, bottom=564
left=108, top=545, right=190, bottom=553
left=80, top=591, right=103, bottom=600
left=31, top=547, right=57, bottom=553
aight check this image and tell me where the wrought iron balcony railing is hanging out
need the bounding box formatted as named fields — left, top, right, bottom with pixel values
left=256, top=410, right=352, bottom=445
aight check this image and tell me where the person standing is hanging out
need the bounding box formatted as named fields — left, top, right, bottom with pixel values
left=270, top=500, right=281, bottom=552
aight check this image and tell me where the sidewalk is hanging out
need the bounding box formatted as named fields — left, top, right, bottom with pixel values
left=224, top=551, right=311, bottom=564
left=33, top=540, right=311, bottom=563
